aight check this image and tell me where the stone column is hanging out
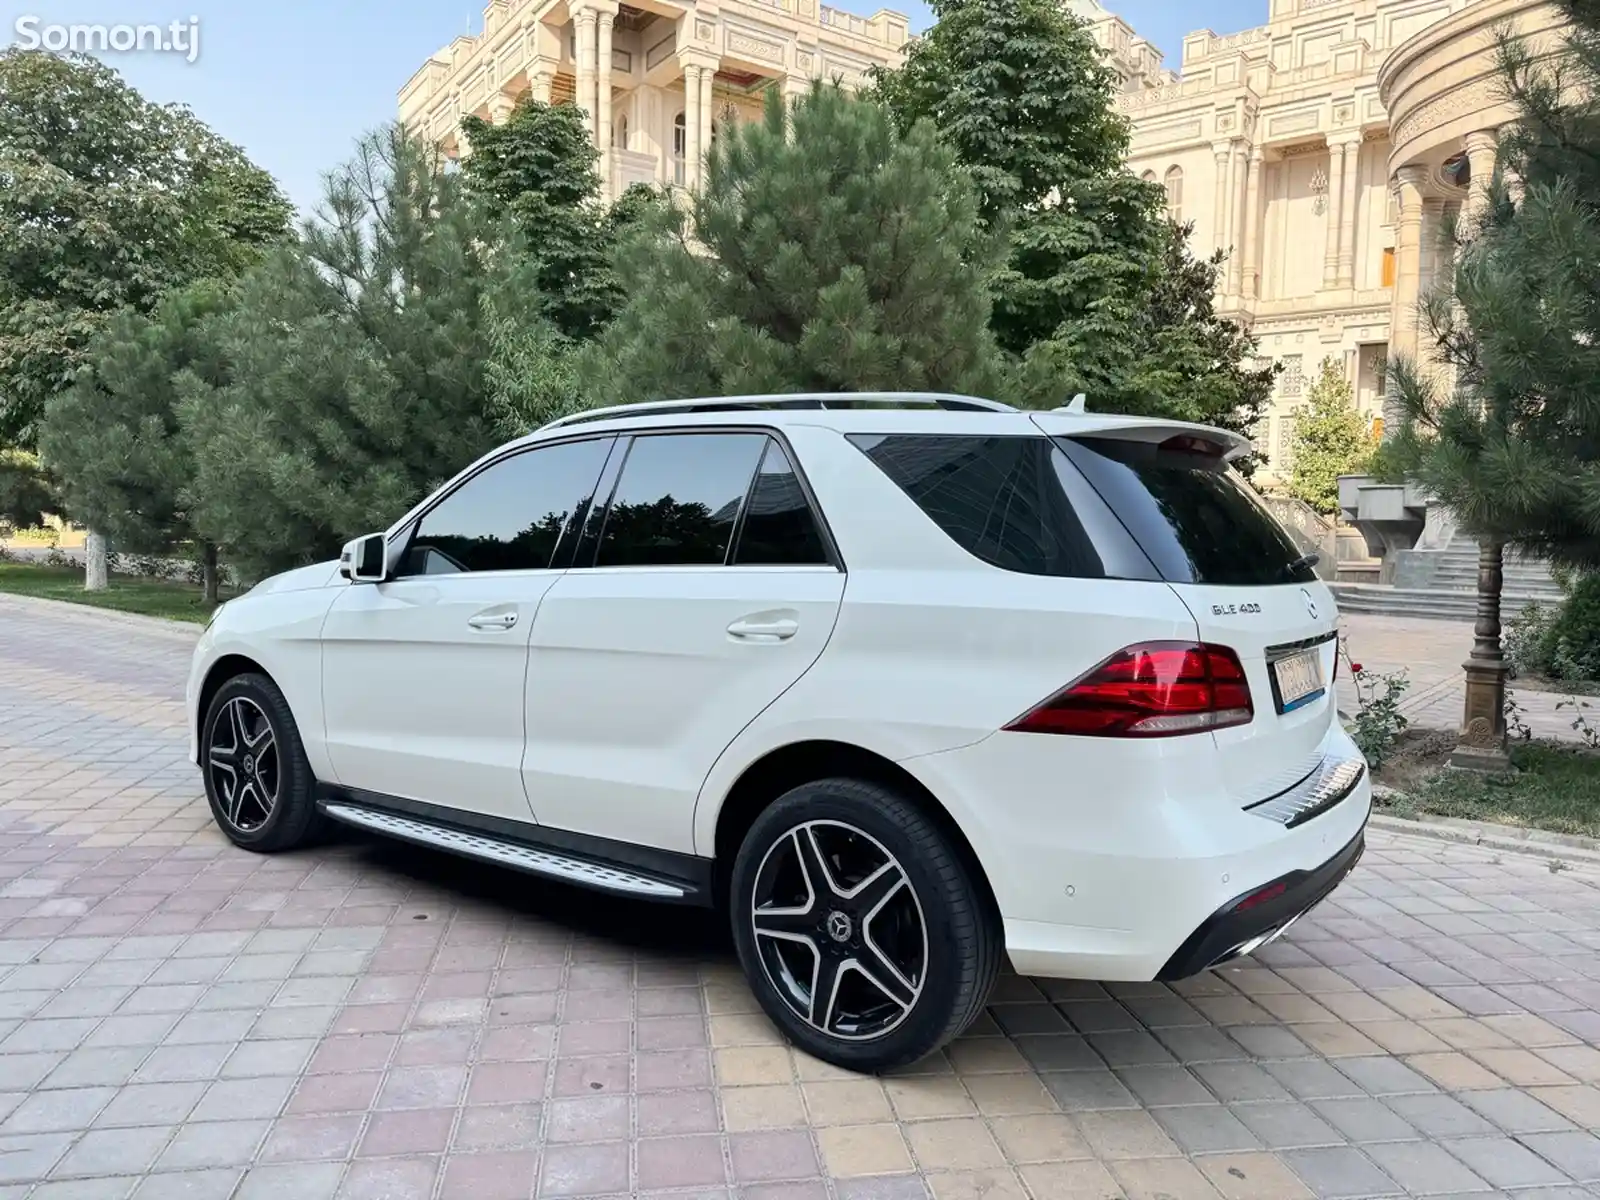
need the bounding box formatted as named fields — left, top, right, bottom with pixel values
left=1323, top=141, right=1346, bottom=290
left=1212, top=143, right=1232, bottom=257
left=530, top=67, right=554, bottom=104
left=698, top=65, right=716, bottom=178
left=1335, top=136, right=1362, bottom=288
left=1242, top=146, right=1264, bottom=301
left=575, top=7, right=598, bottom=140
left=489, top=93, right=514, bottom=124
left=683, top=63, right=702, bottom=189
left=1462, top=129, right=1497, bottom=230
left=596, top=11, right=615, bottom=150
left=1382, top=165, right=1428, bottom=436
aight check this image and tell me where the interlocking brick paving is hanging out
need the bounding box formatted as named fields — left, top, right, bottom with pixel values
left=4, top=594, right=1600, bottom=1198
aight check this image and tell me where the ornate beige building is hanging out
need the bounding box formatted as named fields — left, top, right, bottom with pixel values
left=399, top=0, right=907, bottom=198
left=1086, top=0, right=1561, bottom=480
left=402, top=0, right=1561, bottom=482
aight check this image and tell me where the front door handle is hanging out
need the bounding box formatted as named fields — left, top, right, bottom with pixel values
left=468, top=611, right=518, bottom=631
left=728, top=615, right=799, bottom=642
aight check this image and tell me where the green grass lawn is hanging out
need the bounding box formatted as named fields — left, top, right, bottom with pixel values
left=0, top=562, right=225, bottom=624
left=1381, top=740, right=1600, bottom=839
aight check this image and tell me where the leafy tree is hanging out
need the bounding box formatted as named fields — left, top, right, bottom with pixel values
left=1387, top=0, right=1600, bottom=569
left=0, top=49, right=291, bottom=448
left=1287, top=358, right=1371, bottom=514
left=0, top=447, right=51, bottom=534
left=872, top=0, right=1161, bottom=359
left=37, top=282, right=233, bottom=600
left=872, top=0, right=1271, bottom=442
left=459, top=98, right=663, bottom=340
left=582, top=85, right=1008, bottom=403
left=1017, top=220, right=1277, bottom=454
left=181, top=127, right=549, bottom=581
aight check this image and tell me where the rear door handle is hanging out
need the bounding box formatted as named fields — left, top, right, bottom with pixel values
left=727, top=616, right=799, bottom=642
left=468, top=611, right=518, bottom=631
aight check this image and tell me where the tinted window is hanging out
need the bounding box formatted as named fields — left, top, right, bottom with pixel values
left=596, top=433, right=766, bottom=567
left=731, top=441, right=830, bottom=566
left=850, top=434, right=1105, bottom=578
left=1057, top=436, right=1315, bottom=587
left=401, top=437, right=612, bottom=576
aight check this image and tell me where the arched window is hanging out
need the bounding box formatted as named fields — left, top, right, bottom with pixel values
left=614, top=112, right=629, bottom=151
left=672, top=112, right=686, bottom=186
left=1140, top=169, right=1157, bottom=183
left=1164, top=166, right=1184, bottom=221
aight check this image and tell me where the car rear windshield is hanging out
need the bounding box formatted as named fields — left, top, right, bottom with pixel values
left=1055, top=435, right=1317, bottom=587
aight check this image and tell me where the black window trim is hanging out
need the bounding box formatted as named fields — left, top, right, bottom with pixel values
left=571, top=425, right=845, bottom=572
left=389, top=431, right=619, bottom=580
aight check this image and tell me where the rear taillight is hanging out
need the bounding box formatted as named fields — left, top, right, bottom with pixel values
left=1004, top=641, right=1254, bottom=738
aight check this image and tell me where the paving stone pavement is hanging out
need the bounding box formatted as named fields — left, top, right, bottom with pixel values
left=4, top=595, right=1600, bottom=1199
left=1333, top=614, right=1592, bottom=743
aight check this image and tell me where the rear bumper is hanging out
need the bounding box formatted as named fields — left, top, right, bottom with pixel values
left=1157, top=828, right=1365, bottom=979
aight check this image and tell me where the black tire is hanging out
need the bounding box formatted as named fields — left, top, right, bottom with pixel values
left=729, top=777, right=1001, bottom=1073
left=200, top=672, right=324, bottom=853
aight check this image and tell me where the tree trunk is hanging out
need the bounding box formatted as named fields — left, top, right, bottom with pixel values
left=1451, top=535, right=1512, bottom=772
left=201, top=542, right=219, bottom=607
left=84, top=531, right=108, bottom=592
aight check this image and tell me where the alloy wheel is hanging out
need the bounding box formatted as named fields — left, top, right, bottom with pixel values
left=749, top=820, right=928, bottom=1041
left=207, top=696, right=280, bottom=833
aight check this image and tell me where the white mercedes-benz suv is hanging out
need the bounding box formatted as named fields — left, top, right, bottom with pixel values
left=187, top=393, right=1370, bottom=1072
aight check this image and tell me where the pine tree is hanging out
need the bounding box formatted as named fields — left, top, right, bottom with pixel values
left=1387, top=0, right=1600, bottom=565
left=38, top=282, right=233, bottom=600
left=460, top=99, right=663, bottom=340
left=581, top=85, right=1008, bottom=402
left=180, top=128, right=554, bottom=581
left=1287, top=358, right=1370, bottom=515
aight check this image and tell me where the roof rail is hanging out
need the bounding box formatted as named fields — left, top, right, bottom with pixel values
left=538, top=392, right=1017, bottom=431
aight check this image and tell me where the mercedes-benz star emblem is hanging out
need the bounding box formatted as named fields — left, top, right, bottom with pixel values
left=243, top=754, right=255, bottom=777
left=1300, top=588, right=1319, bottom=620
left=825, top=911, right=853, bottom=943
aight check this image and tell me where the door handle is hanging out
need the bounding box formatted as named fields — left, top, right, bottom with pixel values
left=727, top=616, right=799, bottom=642
left=468, top=611, right=518, bottom=631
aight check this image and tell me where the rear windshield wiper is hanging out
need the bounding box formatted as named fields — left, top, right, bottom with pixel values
left=1285, top=552, right=1320, bottom=578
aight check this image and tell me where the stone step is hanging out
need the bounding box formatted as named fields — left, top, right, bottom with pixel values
left=1329, top=584, right=1550, bottom=623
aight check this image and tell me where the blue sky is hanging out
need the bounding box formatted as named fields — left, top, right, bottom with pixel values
left=3, top=0, right=1264, bottom=216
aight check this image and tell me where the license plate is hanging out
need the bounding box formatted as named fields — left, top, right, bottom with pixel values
left=1272, top=649, right=1325, bottom=713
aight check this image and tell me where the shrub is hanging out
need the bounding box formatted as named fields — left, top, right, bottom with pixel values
left=1544, top=573, right=1600, bottom=682
left=1504, top=600, right=1556, bottom=678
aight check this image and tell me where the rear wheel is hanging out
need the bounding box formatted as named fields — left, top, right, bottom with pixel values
left=729, top=778, right=1001, bottom=1073
left=201, top=673, right=323, bottom=853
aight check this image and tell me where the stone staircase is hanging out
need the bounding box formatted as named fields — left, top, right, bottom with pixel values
left=1330, top=540, right=1562, bottom=621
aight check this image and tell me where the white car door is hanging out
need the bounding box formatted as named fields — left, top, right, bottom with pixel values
left=320, top=434, right=617, bottom=823
left=523, top=431, right=845, bottom=853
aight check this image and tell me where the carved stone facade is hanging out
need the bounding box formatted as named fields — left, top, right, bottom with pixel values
left=399, top=0, right=907, bottom=201
left=1086, top=0, right=1560, bottom=481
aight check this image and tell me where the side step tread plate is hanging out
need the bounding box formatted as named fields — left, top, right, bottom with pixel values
left=321, top=803, right=686, bottom=899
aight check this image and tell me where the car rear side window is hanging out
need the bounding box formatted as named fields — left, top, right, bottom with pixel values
left=1056, top=436, right=1316, bottom=587
left=849, top=434, right=1106, bottom=578
left=596, top=432, right=767, bottom=567
left=400, top=436, right=614, bottom=576
left=730, top=440, right=831, bottom=566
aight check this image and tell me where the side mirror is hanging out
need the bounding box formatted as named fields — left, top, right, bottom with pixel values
left=339, top=534, right=389, bottom=583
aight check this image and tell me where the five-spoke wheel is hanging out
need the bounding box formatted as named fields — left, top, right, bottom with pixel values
left=750, top=821, right=928, bottom=1041
left=731, top=778, right=1001, bottom=1073
left=207, top=696, right=280, bottom=834
left=201, top=673, right=323, bottom=853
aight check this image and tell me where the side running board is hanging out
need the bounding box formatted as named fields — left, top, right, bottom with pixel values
left=321, top=803, right=688, bottom=900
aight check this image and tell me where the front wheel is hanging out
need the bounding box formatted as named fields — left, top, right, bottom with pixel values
left=201, top=672, right=323, bottom=853
left=729, top=778, right=1002, bottom=1073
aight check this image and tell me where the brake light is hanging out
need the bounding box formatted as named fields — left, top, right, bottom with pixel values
left=1004, top=642, right=1254, bottom=738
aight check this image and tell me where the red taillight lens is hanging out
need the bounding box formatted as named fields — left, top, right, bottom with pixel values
left=1232, top=880, right=1288, bottom=912
left=1004, top=641, right=1254, bottom=738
